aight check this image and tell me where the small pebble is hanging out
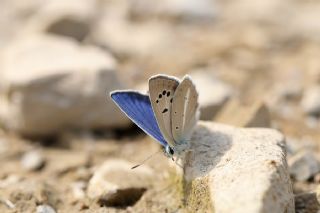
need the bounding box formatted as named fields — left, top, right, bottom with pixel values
left=71, top=181, right=86, bottom=200
left=0, top=199, right=15, bottom=209
left=21, top=150, right=45, bottom=171
left=36, top=205, right=56, bottom=213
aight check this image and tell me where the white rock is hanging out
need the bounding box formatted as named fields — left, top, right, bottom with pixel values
left=289, top=150, right=320, bottom=181
left=0, top=34, right=129, bottom=136
left=190, top=70, right=233, bottom=120
left=87, top=159, right=153, bottom=205
left=301, top=85, right=320, bottom=116
left=22, top=0, right=96, bottom=41
left=21, top=150, right=45, bottom=171
left=181, top=121, right=294, bottom=213
left=36, top=205, right=56, bottom=213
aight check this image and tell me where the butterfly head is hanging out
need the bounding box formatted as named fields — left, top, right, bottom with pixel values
left=164, top=144, right=175, bottom=158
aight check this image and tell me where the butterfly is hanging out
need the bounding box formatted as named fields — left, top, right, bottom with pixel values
left=110, top=74, right=200, bottom=159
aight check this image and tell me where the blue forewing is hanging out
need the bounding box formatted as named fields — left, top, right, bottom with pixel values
left=110, top=91, right=167, bottom=146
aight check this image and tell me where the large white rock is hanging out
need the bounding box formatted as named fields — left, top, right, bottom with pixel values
left=181, top=121, right=294, bottom=213
left=0, top=35, right=129, bottom=136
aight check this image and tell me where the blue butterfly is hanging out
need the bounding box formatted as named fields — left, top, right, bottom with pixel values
left=110, top=74, right=199, bottom=158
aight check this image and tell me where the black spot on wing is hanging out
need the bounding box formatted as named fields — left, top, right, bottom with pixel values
left=175, top=127, right=179, bottom=129
left=167, top=91, right=170, bottom=97
left=159, top=94, right=162, bottom=99
left=162, top=108, right=168, bottom=113
left=170, top=98, right=173, bottom=103
left=162, top=90, right=166, bottom=95
left=156, top=100, right=159, bottom=103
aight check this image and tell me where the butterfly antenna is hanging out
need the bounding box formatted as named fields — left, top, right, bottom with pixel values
left=131, top=149, right=163, bottom=169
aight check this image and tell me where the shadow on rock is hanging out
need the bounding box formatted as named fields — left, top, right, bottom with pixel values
left=98, top=188, right=147, bottom=208
left=184, top=123, right=233, bottom=180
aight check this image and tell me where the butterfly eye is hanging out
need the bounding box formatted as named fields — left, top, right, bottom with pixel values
left=165, top=145, right=174, bottom=157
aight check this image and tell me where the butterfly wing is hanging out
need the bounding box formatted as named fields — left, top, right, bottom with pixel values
left=148, top=75, right=180, bottom=147
left=110, top=91, right=167, bottom=146
left=171, top=75, right=199, bottom=144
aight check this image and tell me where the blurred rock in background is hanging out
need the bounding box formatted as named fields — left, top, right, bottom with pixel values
left=21, top=0, right=96, bottom=41
left=215, top=99, right=270, bottom=128
left=0, top=34, right=129, bottom=136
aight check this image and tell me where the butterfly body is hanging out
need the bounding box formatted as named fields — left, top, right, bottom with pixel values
left=110, top=74, right=199, bottom=158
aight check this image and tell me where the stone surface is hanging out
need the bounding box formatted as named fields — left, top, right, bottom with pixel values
left=181, top=121, right=294, bottom=213
left=36, top=205, right=56, bottom=213
left=0, top=34, right=129, bottom=136
left=22, top=0, right=96, bottom=41
left=301, top=85, right=320, bottom=116
left=21, top=150, right=45, bottom=171
left=215, top=99, right=271, bottom=127
left=87, top=159, right=153, bottom=207
left=289, top=151, right=320, bottom=181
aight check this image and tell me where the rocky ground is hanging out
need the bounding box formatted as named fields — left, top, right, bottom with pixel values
left=0, top=0, right=320, bottom=212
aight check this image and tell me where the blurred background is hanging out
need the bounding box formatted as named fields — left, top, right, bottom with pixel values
left=0, top=0, right=319, bottom=212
